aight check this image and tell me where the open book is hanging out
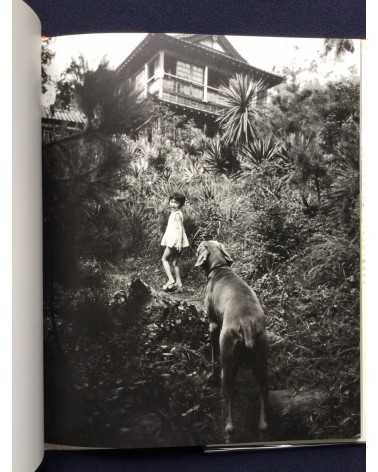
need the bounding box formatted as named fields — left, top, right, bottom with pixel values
left=13, top=0, right=363, bottom=470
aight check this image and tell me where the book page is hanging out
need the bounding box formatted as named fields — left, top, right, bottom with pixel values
left=13, top=1, right=44, bottom=470
left=42, top=32, right=361, bottom=449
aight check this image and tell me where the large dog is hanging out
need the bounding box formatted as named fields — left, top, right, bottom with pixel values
left=194, top=240, right=268, bottom=442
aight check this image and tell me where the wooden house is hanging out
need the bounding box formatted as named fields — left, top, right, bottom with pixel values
left=117, top=33, right=283, bottom=134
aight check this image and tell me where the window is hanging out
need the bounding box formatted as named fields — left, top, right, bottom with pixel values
left=176, top=61, right=204, bottom=84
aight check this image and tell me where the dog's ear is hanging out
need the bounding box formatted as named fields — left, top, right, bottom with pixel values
left=194, top=245, right=209, bottom=267
left=219, top=243, right=233, bottom=266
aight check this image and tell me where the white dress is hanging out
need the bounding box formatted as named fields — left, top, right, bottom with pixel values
left=161, top=210, right=189, bottom=249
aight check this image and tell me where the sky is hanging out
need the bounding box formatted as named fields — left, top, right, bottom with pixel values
left=43, top=33, right=360, bottom=106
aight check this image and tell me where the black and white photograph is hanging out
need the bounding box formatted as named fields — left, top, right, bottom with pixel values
left=41, top=32, right=360, bottom=448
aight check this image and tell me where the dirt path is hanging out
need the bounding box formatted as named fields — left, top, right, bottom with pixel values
left=109, top=255, right=206, bottom=308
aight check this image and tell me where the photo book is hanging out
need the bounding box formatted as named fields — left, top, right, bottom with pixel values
left=13, top=0, right=364, bottom=470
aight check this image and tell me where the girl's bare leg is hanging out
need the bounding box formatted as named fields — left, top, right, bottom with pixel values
left=162, top=247, right=175, bottom=286
left=172, top=255, right=183, bottom=290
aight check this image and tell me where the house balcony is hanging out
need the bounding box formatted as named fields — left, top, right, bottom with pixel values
left=146, top=73, right=228, bottom=115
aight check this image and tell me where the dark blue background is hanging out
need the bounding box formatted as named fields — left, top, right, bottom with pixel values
left=38, top=444, right=365, bottom=471
left=27, top=0, right=365, bottom=469
left=26, top=0, right=365, bottom=38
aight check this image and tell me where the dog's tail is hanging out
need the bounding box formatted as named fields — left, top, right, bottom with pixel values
left=239, top=319, right=255, bottom=349
left=220, top=320, right=257, bottom=361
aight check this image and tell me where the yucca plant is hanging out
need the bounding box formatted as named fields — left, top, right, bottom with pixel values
left=197, top=176, right=222, bottom=203
left=203, top=135, right=241, bottom=176
left=149, top=175, right=187, bottom=208
left=240, top=135, right=281, bottom=168
left=259, top=175, right=290, bottom=202
left=217, top=74, right=267, bottom=146
left=128, top=158, right=149, bottom=180
left=182, top=155, right=205, bottom=182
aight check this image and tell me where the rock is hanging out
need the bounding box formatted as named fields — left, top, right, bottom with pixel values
left=267, top=389, right=329, bottom=440
left=269, top=389, right=328, bottom=417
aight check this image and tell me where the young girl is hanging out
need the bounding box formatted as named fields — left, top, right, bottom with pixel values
left=161, top=192, right=189, bottom=292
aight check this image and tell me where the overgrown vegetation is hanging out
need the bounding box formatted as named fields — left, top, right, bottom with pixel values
left=44, top=54, right=360, bottom=445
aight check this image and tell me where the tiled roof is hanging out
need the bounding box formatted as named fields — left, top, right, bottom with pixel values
left=42, top=106, right=87, bottom=125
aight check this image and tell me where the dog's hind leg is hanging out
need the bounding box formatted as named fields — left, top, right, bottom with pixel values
left=221, top=363, right=237, bottom=442
left=220, top=330, right=238, bottom=442
left=257, top=372, right=268, bottom=432
left=252, top=335, right=269, bottom=431
left=209, top=322, right=220, bottom=378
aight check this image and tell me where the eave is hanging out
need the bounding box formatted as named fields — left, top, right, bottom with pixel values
left=171, top=34, right=249, bottom=64
left=117, top=33, right=283, bottom=88
left=42, top=107, right=87, bottom=126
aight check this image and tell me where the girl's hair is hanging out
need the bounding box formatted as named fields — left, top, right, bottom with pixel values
left=169, top=192, right=186, bottom=208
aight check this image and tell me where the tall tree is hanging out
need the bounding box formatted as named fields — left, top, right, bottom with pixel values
left=43, top=58, right=149, bottom=285
left=323, top=39, right=355, bottom=58
left=51, top=57, right=148, bottom=143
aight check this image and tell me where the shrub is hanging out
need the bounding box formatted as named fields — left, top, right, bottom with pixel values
left=203, top=136, right=241, bottom=176
left=77, top=258, right=106, bottom=288
left=239, top=135, right=281, bottom=167
left=301, top=233, right=359, bottom=288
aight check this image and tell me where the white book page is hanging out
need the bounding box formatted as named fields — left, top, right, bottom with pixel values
left=12, top=1, right=44, bottom=471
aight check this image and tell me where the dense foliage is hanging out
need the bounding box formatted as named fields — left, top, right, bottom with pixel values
left=44, top=59, right=360, bottom=444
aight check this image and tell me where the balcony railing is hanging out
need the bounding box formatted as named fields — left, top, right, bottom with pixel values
left=145, top=73, right=228, bottom=115
left=207, top=85, right=228, bottom=107
left=163, top=73, right=204, bottom=101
